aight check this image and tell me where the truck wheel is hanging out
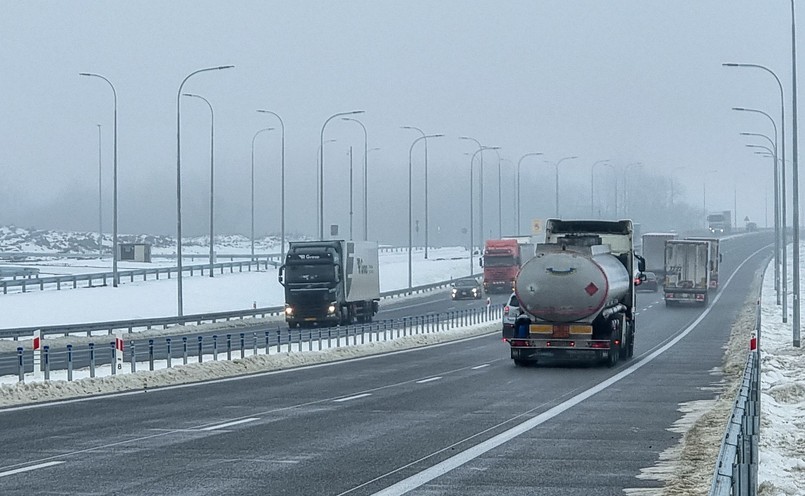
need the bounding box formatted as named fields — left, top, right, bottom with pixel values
left=607, top=340, right=620, bottom=367
left=513, top=359, right=531, bottom=367
left=627, top=335, right=635, bottom=358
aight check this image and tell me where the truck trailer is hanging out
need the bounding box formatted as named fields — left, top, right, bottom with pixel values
left=707, top=210, right=732, bottom=235
left=642, top=232, right=678, bottom=277
left=506, top=219, right=644, bottom=367
left=685, top=236, right=721, bottom=290
left=279, top=240, right=380, bottom=327
left=663, top=239, right=711, bottom=306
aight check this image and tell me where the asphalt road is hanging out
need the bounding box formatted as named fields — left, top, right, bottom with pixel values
left=0, top=232, right=772, bottom=495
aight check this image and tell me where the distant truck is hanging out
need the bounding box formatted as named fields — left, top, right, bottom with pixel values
left=642, top=232, right=678, bottom=277
left=279, top=240, right=380, bottom=327
left=685, top=237, right=721, bottom=290
left=506, top=219, right=645, bottom=367
left=663, top=239, right=711, bottom=306
left=707, top=210, right=732, bottom=235
left=481, top=239, right=526, bottom=293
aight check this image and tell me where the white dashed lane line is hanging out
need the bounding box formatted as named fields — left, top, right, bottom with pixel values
left=471, top=364, right=490, bottom=370
left=334, top=393, right=373, bottom=403
left=0, top=461, right=65, bottom=478
left=199, top=418, right=260, bottom=431
left=416, top=377, right=443, bottom=384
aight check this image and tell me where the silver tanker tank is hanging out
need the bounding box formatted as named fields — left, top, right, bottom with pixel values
left=514, top=242, right=630, bottom=323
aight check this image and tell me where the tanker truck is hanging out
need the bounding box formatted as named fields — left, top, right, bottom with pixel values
left=507, top=219, right=644, bottom=367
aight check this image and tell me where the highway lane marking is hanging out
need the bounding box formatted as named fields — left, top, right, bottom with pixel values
left=334, top=393, right=372, bottom=403
left=415, top=377, right=442, bottom=384
left=361, top=244, right=770, bottom=496
left=470, top=364, right=489, bottom=370
left=199, top=418, right=259, bottom=431
left=0, top=461, right=64, bottom=478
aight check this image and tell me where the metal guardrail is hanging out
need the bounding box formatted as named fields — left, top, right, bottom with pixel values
left=709, top=267, right=763, bottom=496
left=2, top=304, right=503, bottom=382
left=0, top=276, right=471, bottom=340
left=0, top=259, right=276, bottom=294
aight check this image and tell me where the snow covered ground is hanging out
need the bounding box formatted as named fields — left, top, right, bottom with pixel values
left=757, top=244, right=805, bottom=496
left=0, top=246, right=475, bottom=328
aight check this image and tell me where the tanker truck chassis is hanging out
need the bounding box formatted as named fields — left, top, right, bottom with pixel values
left=506, top=219, right=643, bottom=367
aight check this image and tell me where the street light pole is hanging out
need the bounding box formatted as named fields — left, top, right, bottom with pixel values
left=734, top=106, right=786, bottom=320
left=590, top=159, right=610, bottom=217
left=402, top=126, right=432, bottom=257
left=408, top=134, right=443, bottom=291
left=550, top=156, right=578, bottom=217
left=468, top=146, right=500, bottom=275
left=320, top=110, right=364, bottom=240
left=343, top=118, right=369, bottom=241
left=517, top=153, right=543, bottom=234
left=182, top=93, right=216, bottom=278
left=702, top=170, right=719, bottom=226
left=670, top=166, right=686, bottom=209
left=79, top=72, right=118, bottom=287
left=747, top=143, right=782, bottom=305
left=460, top=137, right=485, bottom=243
left=250, top=127, right=274, bottom=260
left=257, top=110, right=286, bottom=260
left=96, top=124, right=103, bottom=258
left=349, top=146, right=354, bottom=240
left=492, top=148, right=503, bottom=238
left=791, top=0, right=801, bottom=347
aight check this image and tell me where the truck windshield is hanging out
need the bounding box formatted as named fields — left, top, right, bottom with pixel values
left=285, top=264, right=336, bottom=283
left=484, top=256, right=516, bottom=267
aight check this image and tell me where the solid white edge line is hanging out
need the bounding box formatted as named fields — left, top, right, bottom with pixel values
left=370, top=245, right=768, bottom=496
left=333, top=393, right=372, bottom=403
left=199, top=418, right=259, bottom=431
left=0, top=461, right=64, bottom=478
left=415, top=377, right=442, bottom=384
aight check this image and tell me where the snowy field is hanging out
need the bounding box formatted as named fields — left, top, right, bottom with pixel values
left=0, top=246, right=475, bottom=329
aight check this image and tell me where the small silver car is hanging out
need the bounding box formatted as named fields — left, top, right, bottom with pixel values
left=502, top=291, right=521, bottom=337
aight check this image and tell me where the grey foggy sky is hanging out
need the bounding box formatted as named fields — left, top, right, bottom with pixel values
left=0, top=1, right=795, bottom=245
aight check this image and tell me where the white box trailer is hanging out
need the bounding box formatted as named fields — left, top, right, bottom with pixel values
left=664, top=239, right=711, bottom=306
left=642, top=232, right=677, bottom=276
left=685, top=237, right=721, bottom=290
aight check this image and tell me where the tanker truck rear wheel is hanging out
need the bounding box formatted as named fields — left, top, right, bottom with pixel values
left=607, top=340, right=620, bottom=367
left=513, top=358, right=531, bottom=367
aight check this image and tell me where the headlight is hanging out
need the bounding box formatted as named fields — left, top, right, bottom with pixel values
left=451, top=289, right=457, bottom=294
left=327, top=304, right=337, bottom=314
left=284, top=306, right=293, bottom=316
left=472, top=288, right=478, bottom=293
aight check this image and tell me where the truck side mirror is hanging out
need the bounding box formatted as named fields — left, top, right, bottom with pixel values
left=278, top=265, right=285, bottom=286
left=635, top=254, right=646, bottom=273
left=334, top=264, right=341, bottom=282
left=479, top=258, right=483, bottom=268
left=719, top=254, right=723, bottom=263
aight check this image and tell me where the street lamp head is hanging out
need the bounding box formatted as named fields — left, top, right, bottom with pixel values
left=79, top=72, right=93, bottom=77
left=427, top=134, right=445, bottom=139
left=732, top=107, right=748, bottom=111
left=722, top=63, right=741, bottom=67
left=217, top=65, right=235, bottom=70
left=346, top=110, right=365, bottom=115
left=182, top=92, right=200, bottom=98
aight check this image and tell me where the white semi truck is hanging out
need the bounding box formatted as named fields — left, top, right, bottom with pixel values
left=507, top=219, right=645, bottom=367
left=663, top=239, right=711, bottom=306
left=279, top=240, right=380, bottom=327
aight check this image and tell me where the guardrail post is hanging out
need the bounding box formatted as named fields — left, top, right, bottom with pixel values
left=318, top=328, right=323, bottom=350
left=43, top=345, right=50, bottom=381
left=264, top=331, right=270, bottom=354
left=328, top=328, right=332, bottom=348
left=286, top=329, right=292, bottom=353
left=212, top=335, right=218, bottom=361
left=131, top=341, right=136, bottom=372
left=166, top=338, right=172, bottom=367
left=110, top=342, right=116, bottom=375
left=182, top=336, right=188, bottom=365
left=17, top=347, right=24, bottom=383
left=198, top=336, right=204, bottom=363
left=361, top=325, right=365, bottom=345
left=240, top=332, right=246, bottom=358
left=308, top=329, right=313, bottom=351
left=253, top=332, right=258, bottom=356
left=67, top=344, right=73, bottom=381
left=276, top=328, right=281, bottom=353
left=148, top=339, right=154, bottom=371
left=227, top=334, right=232, bottom=360
left=89, top=342, right=96, bottom=378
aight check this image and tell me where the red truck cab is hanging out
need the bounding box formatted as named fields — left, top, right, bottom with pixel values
left=481, top=239, right=521, bottom=293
